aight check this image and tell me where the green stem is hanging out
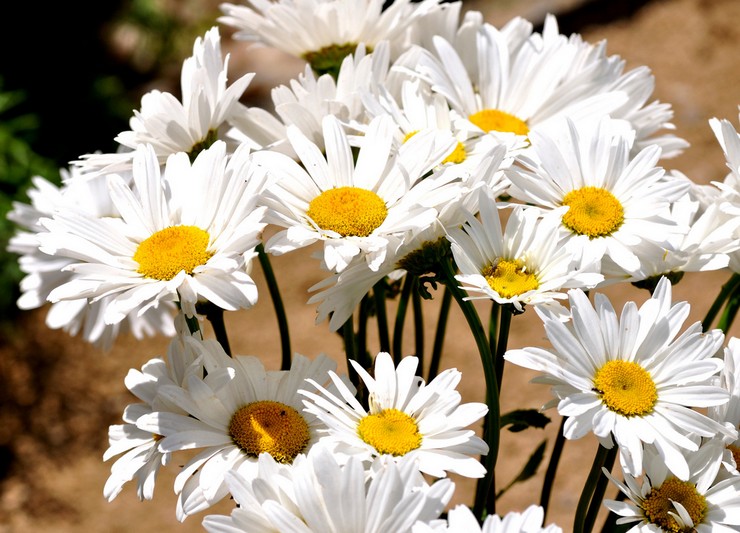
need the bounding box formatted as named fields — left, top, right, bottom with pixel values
left=702, top=272, right=740, bottom=332
left=183, top=312, right=202, bottom=337
left=392, top=274, right=414, bottom=364
left=358, top=293, right=370, bottom=370
left=488, top=303, right=500, bottom=370
left=718, top=288, right=740, bottom=333
left=412, top=278, right=424, bottom=375
left=584, top=445, right=618, bottom=533
left=257, top=244, right=292, bottom=370
left=574, top=444, right=612, bottom=533
left=428, top=286, right=452, bottom=381
left=440, top=257, right=499, bottom=519
left=373, top=279, right=391, bottom=354
left=202, top=303, right=231, bottom=356
left=494, top=306, right=512, bottom=395
left=540, top=417, right=567, bottom=519
left=342, top=317, right=359, bottom=389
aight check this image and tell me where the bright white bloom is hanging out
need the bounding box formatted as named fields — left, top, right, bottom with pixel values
left=448, top=188, right=603, bottom=314
left=136, top=335, right=345, bottom=520
left=504, top=276, right=737, bottom=480
left=412, top=503, right=563, bottom=533
left=709, top=336, right=740, bottom=475
left=603, top=441, right=740, bottom=532
left=39, top=141, right=268, bottom=323
left=6, top=168, right=175, bottom=349
left=202, top=446, right=454, bottom=533
left=75, top=26, right=278, bottom=175
left=709, top=112, right=740, bottom=274
left=300, top=351, right=489, bottom=478
left=255, top=113, right=459, bottom=273
left=219, top=0, right=443, bottom=71
left=505, top=116, right=689, bottom=274
left=103, top=314, right=204, bottom=501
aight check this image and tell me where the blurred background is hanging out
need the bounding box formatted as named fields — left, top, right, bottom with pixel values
left=1, top=0, right=739, bottom=531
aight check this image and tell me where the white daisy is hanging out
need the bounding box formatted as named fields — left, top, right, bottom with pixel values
left=412, top=503, right=563, bottom=533
left=708, top=336, right=740, bottom=475
left=603, top=440, right=740, bottom=532
left=254, top=113, right=458, bottom=273
left=74, top=26, right=278, bottom=175
left=504, top=276, right=737, bottom=480
left=299, top=351, right=489, bottom=478
left=135, top=335, right=345, bottom=520
left=103, top=314, right=204, bottom=501
left=505, top=116, right=689, bottom=274
left=447, top=187, right=604, bottom=314
left=202, top=446, right=454, bottom=533
left=39, top=141, right=268, bottom=323
left=6, top=168, right=175, bottom=349
left=709, top=112, right=740, bottom=274
left=218, top=0, right=443, bottom=76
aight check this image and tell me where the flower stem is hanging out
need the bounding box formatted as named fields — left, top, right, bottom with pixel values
left=428, top=286, right=452, bottom=381
left=584, top=445, right=617, bottom=533
left=256, top=244, right=292, bottom=370
left=373, top=279, right=391, bottom=353
left=392, top=274, right=413, bottom=364
left=540, top=417, right=567, bottom=519
left=202, top=302, right=231, bottom=356
left=412, top=278, right=424, bottom=375
left=574, top=444, right=612, bottom=533
left=702, top=271, right=740, bottom=332
left=494, top=305, right=512, bottom=394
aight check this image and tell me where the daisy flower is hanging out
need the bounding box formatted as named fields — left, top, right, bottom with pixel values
left=505, top=116, right=689, bottom=274
left=602, top=440, right=740, bottom=532
left=504, top=276, right=737, bottom=480
left=412, top=503, right=563, bottom=533
left=6, top=167, right=175, bottom=349
left=75, top=26, right=279, bottom=175
left=447, top=187, right=604, bottom=314
left=254, top=113, right=458, bottom=273
left=708, top=336, right=740, bottom=475
left=39, top=141, right=268, bottom=323
left=299, top=351, right=489, bottom=478
left=103, top=314, right=204, bottom=501
left=135, top=335, right=346, bottom=520
left=218, top=0, right=443, bottom=77
left=202, top=446, right=454, bottom=533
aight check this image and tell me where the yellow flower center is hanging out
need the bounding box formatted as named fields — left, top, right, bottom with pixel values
left=561, top=186, right=624, bottom=238
left=134, top=225, right=213, bottom=281
left=468, top=109, right=529, bottom=135
left=481, top=259, right=539, bottom=299
left=728, top=443, right=740, bottom=469
left=357, top=408, right=422, bottom=456
left=642, top=477, right=707, bottom=532
left=307, top=186, right=388, bottom=237
left=442, top=141, right=467, bottom=164
left=302, top=42, right=365, bottom=79
left=228, top=400, right=310, bottom=463
left=592, top=360, right=658, bottom=417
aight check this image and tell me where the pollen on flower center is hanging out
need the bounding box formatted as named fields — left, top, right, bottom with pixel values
left=134, top=225, right=213, bottom=281
left=468, top=109, right=529, bottom=135
left=482, top=259, right=539, bottom=299
left=728, top=443, right=740, bottom=469
left=307, top=186, right=388, bottom=237
left=229, top=400, right=310, bottom=463
left=642, top=477, right=707, bottom=532
left=561, top=186, right=625, bottom=238
left=357, top=408, right=422, bottom=456
left=592, top=360, right=658, bottom=417
left=443, top=141, right=467, bottom=164
left=302, top=42, right=366, bottom=78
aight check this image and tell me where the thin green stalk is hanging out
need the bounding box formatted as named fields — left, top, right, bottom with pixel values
left=702, top=272, right=740, bottom=332
left=494, top=306, right=512, bottom=396
left=358, top=293, right=370, bottom=370
left=183, top=312, right=202, bottom=337
left=584, top=445, right=618, bottom=533
left=718, top=289, right=740, bottom=333
left=203, top=303, right=231, bottom=356
left=342, top=317, right=360, bottom=389
left=392, top=274, right=414, bottom=364
left=439, top=257, right=499, bottom=519
left=373, top=279, right=391, bottom=353
left=574, top=444, right=612, bottom=533
left=412, top=279, right=424, bottom=375
left=488, top=303, right=500, bottom=369
left=428, top=286, right=452, bottom=381
left=256, top=244, right=292, bottom=370
left=540, top=417, right=567, bottom=519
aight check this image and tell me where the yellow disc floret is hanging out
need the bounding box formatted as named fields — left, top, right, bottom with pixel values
left=482, top=259, right=539, bottom=299
left=592, top=360, right=658, bottom=417
left=134, top=225, right=213, bottom=281
left=468, top=109, right=529, bottom=135
left=307, top=186, right=388, bottom=237
left=562, top=186, right=624, bottom=238
left=442, top=141, right=467, bottom=164
left=229, top=400, right=310, bottom=463
left=642, top=477, right=707, bottom=532
left=357, top=408, right=422, bottom=456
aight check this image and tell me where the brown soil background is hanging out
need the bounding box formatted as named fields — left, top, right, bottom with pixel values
left=2, top=0, right=740, bottom=531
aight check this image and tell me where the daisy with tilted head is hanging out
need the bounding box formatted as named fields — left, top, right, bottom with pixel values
left=218, top=0, right=443, bottom=78
left=412, top=503, right=563, bottom=533
left=505, top=116, right=689, bottom=276
left=254, top=113, right=459, bottom=273
left=447, top=187, right=604, bottom=315
left=103, top=314, right=204, bottom=502
left=6, top=166, right=176, bottom=350
left=75, top=26, right=282, bottom=175
left=135, top=334, right=346, bottom=520
left=299, top=351, right=489, bottom=479
left=504, top=276, right=737, bottom=480
left=602, top=439, right=740, bottom=532
left=38, top=140, right=268, bottom=325
left=202, top=445, right=455, bottom=533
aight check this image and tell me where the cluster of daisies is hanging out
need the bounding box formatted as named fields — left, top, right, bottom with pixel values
left=8, top=0, right=740, bottom=530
